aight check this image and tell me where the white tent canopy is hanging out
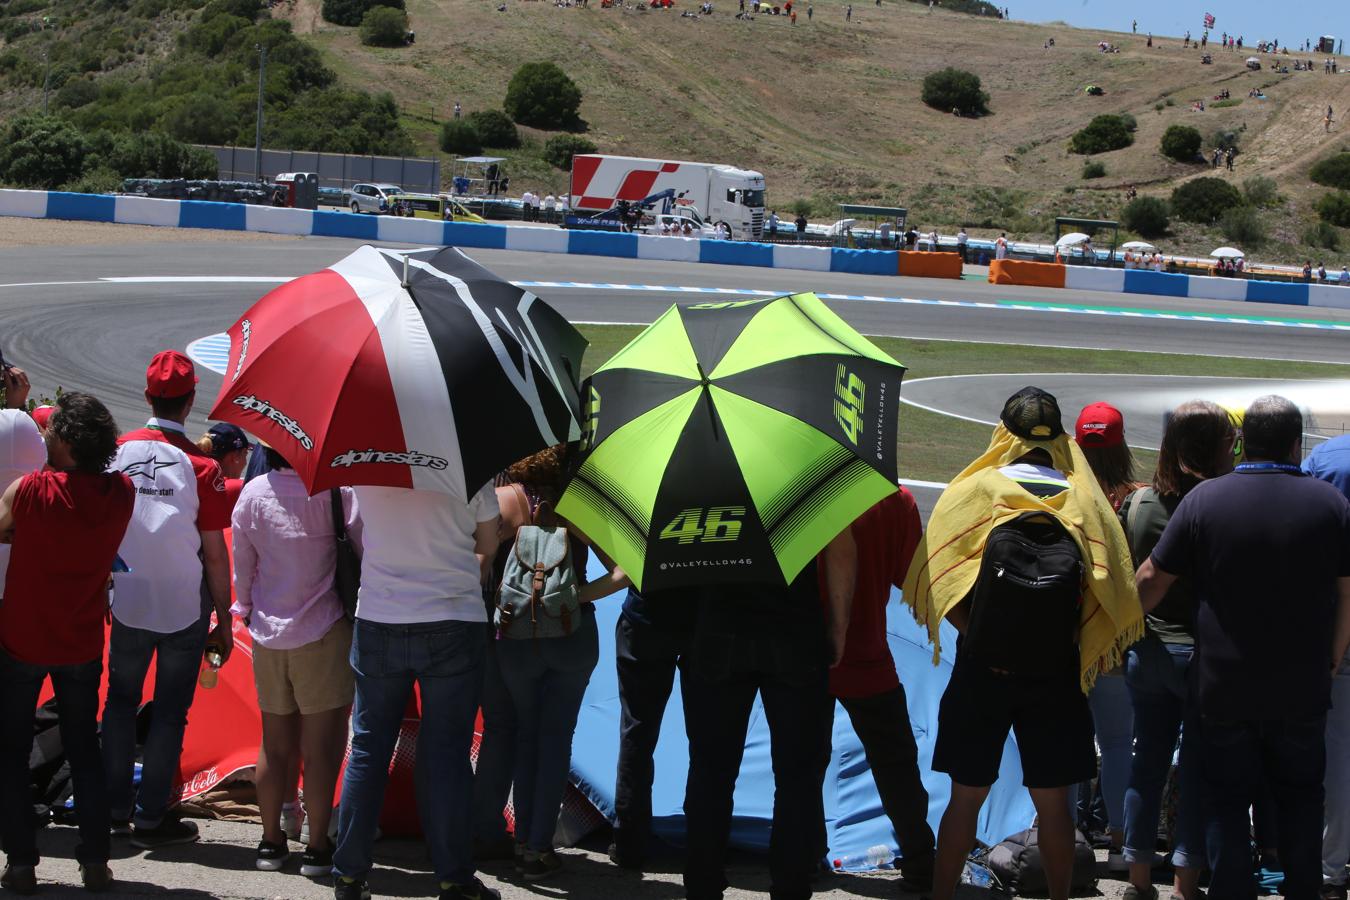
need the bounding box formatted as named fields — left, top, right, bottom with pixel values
left=1121, top=241, right=1156, bottom=251
left=1211, top=246, right=1245, bottom=259
left=1055, top=232, right=1091, bottom=248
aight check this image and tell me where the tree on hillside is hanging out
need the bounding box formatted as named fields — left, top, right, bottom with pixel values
left=1121, top=196, right=1170, bottom=238
left=440, top=120, right=481, bottom=155
left=322, top=0, right=403, bottom=27
left=505, top=62, right=583, bottom=130
left=1159, top=124, right=1202, bottom=162
left=359, top=6, right=408, bottom=47
left=1170, top=177, right=1242, bottom=223
left=543, top=134, right=597, bottom=169
left=468, top=109, right=520, bottom=148
left=1068, top=115, right=1133, bottom=155
left=0, top=115, right=87, bottom=189
left=920, top=68, right=990, bottom=117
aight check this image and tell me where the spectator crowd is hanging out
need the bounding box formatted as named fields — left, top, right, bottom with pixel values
left=0, top=350, right=1347, bottom=900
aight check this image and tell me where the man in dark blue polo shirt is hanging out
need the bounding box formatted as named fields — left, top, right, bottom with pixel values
left=1136, top=395, right=1350, bottom=900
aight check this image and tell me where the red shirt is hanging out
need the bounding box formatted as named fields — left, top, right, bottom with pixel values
left=0, top=470, right=135, bottom=665
left=820, top=488, right=922, bottom=698
left=225, top=477, right=244, bottom=512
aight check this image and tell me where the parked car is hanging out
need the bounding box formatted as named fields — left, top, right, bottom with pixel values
left=346, top=183, right=403, bottom=214
left=645, top=213, right=718, bottom=237
left=387, top=192, right=487, bottom=223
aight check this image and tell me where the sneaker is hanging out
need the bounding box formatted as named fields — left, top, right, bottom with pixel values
left=281, top=803, right=305, bottom=843
left=606, top=841, right=644, bottom=870
left=300, top=846, right=334, bottom=879
left=333, top=876, right=372, bottom=900
left=131, top=817, right=200, bottom=850
left=1123, top=885, right=1160, bottom=900
left=438, top=876, right=502, bottom=899
left=1109, top=850, right=1130, bottom=874
left=110, top=819, right=132, bottom=838
left=255, top=840, right=291, bottom=871
left=520, top=849, right=563, bottom=881
left=79, top=862, right=113, bottom=892
left=0, top=864, right=37, bottom=895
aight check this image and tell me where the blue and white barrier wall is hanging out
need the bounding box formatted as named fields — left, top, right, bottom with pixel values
left=1061, top=264, right=1350, bottom=310
left=0, top=190, right=898, bottom=278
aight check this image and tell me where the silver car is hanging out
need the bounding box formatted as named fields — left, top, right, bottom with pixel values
left=347, top=183, right=402, bottom=214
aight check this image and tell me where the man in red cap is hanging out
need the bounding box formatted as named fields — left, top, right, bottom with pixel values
left=102, top=350, right=233, bottom=849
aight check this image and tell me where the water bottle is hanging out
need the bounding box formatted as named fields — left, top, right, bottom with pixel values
left=198, top=647, right=223, bottom=690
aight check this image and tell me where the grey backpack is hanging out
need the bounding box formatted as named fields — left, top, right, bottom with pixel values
left=495, top=490, right=580, bottom=639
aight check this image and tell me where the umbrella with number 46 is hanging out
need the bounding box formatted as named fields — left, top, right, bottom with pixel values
left=556, top=292, right=906, bottom=592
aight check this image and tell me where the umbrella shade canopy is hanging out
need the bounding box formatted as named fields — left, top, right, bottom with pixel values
left=1121, top=241, right=1156, bottom=251
left=210, top=244, right=587, bottom=499
left=1055, top=232, right=1091, bottom=248
left=557, top=292, right=906, bottom=592
left=1210, top=246, right=1245, bottom=258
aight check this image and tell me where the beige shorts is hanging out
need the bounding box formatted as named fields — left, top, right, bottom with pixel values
left=252, top=619, right=355, bottom=716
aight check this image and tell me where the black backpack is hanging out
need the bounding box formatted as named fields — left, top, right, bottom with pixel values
left=986, top=827, right=1099, bottom=896
left=962, top=513, right=1084, bottom=676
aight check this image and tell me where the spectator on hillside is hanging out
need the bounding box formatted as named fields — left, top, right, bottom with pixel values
left=230, top=446, right=360, bottom=878
left=104, top=351, right=233, bottom=849
left=905, top=387, right=1143, bottom=900
left=0, top=393, right=134, bottom=895
left=682, top=526, right=856, bottom=900
left=196, top=422, right=250, bottom=510
left=1119, top=401, right=1236, bottom=900
left=332, top=472, right=501, bottom=900
left=1137, top=395, right=1350, bottom=900
left=814, top=488, right=935, bottom=891
left=1302, top=430, right=1350, bottom=900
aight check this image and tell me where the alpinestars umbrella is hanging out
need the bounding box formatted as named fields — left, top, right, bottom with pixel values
left=557, top=292, right=905, bottom=592
left=209, top=244, right=587, bottom=499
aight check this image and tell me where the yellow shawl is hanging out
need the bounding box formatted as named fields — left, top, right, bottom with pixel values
left=902, top=424, right=1144, bottom=693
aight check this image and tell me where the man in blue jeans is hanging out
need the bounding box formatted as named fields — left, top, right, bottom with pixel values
left=334, top=483, right=501, bottom=900
left=105, top=352, right=234, bottom=849
left=1138, top=396, right=1350, bottom=900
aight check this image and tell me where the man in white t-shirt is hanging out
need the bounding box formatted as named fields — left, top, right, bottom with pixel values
left=956, top=227, right=969, bottom=262
left=995, top=232, right=1009, bottom=260
left=520, top=190, right=535, bottom=222
left=333, top=483, right=501, bottom=900
left=103, top=351, right=233, bottom=848
left=542, top=193, right=556, bottom=223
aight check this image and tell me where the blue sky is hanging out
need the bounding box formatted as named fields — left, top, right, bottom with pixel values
left=1014, top=1, right=1344, bottom=49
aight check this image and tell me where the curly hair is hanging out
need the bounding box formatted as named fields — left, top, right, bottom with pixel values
left=501, top=444, right=570, bottom=501
left=48, top=392, right=120, bottom=474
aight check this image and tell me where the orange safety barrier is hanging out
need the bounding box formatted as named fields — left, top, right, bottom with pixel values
left=897, top=250, right=964, bottom=279
left=988, top=259, right=1066, bottom=287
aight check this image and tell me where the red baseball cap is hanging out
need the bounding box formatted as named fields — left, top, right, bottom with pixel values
left=145, top=350, right=198, bottom=399
left=1075, top=401, right=1125, bottom=448
left=30, top=405, right=54, bottom=432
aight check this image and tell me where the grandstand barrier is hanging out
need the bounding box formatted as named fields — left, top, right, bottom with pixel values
left=897, top=250, right=963, bottom=279
left=989, top=259, right=1066, bottom=287
left=8, top=190, right=1350, bottom=306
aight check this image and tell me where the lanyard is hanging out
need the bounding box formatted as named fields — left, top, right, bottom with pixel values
left=1235, top=463, right=1302, bottom=475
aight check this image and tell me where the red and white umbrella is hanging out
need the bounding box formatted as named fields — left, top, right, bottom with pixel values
left=210, top=245, right=588, bottom=499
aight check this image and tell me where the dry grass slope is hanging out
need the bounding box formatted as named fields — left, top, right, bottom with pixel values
left=287, top=1, right=1350, bottom=257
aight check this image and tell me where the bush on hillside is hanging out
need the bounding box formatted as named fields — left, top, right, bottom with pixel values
left=1119, top=112, right=1138, bottom=132
left=1242, top=175, right=1278, bottom=207
left=920, top=67, right=990, bottom=117
left=1170, top=177, right=1243, bottom=223
left=505, top=62, right=582, bottom=130
left=1310, top=152, right=1350, bottom=190
left=1209, top=127, right=1241, bottom=152
left=0, top=115, right=87, bottom=189
left=439, top=119, right=481, bottom=155
left=468, top=109, right=520, bottom=148
left=1316, top=191, right=1350, bottom=227
left=54, top=77, right=100, bottom=109
left=1081, top=160, right=1106, bottom=179
left=359, top=6, right=407, bottom=47
left=543, top=133, right=597, bottom=169
left=322, top=0, right=403, bottom=27
left=790, top=198, right=812, bottom=217
left=1160, top=125, right=1202, bottom=162
left=61, top=166, right=123, bottom=195
left=1219, top=205, right=1266, bottom=247
left=1121, top=196, right=1170, bottom=238
left=1068, top=115, right=1133, bottom=155
left=88, top=131, right=218, bottom=179
left=1302, top=221, right=1341, bottom=251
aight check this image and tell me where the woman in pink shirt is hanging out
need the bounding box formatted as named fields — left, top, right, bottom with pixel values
left=231, top=446, right=361, bottom=878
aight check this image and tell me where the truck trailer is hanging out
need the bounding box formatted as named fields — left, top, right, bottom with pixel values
left=568, top=154, right=765, bottom=240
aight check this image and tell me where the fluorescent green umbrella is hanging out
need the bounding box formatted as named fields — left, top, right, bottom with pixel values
left=557, top=292, right=906, bottom=592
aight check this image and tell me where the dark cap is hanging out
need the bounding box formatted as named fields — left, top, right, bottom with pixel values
left=1001, top=386, right=1064, bottom=441
left=206, top=422, right=249, bottom=454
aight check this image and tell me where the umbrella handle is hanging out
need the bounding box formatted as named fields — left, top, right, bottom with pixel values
left=401, top=254, right=410, bottom=289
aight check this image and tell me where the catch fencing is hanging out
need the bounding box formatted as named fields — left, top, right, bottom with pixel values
left=199, top=146, right=440, bottom=193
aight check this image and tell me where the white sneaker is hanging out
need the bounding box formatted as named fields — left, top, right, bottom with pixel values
left=281, top=802, right=304, bottom=843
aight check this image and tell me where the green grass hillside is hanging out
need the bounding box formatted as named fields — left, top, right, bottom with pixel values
left=2, top=0, right=1348, bottom=262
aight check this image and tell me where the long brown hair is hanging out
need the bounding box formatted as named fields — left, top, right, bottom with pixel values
left=1080, top=442, right=1137, bottom=499
left=1153, top=400, right=1235, bottom=497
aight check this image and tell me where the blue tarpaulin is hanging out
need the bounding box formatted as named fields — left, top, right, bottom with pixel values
left=567, top=564, right=1037, bottom=871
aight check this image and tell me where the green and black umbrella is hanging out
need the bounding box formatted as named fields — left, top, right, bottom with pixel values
left=557, top=292, right=906, bottom=592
